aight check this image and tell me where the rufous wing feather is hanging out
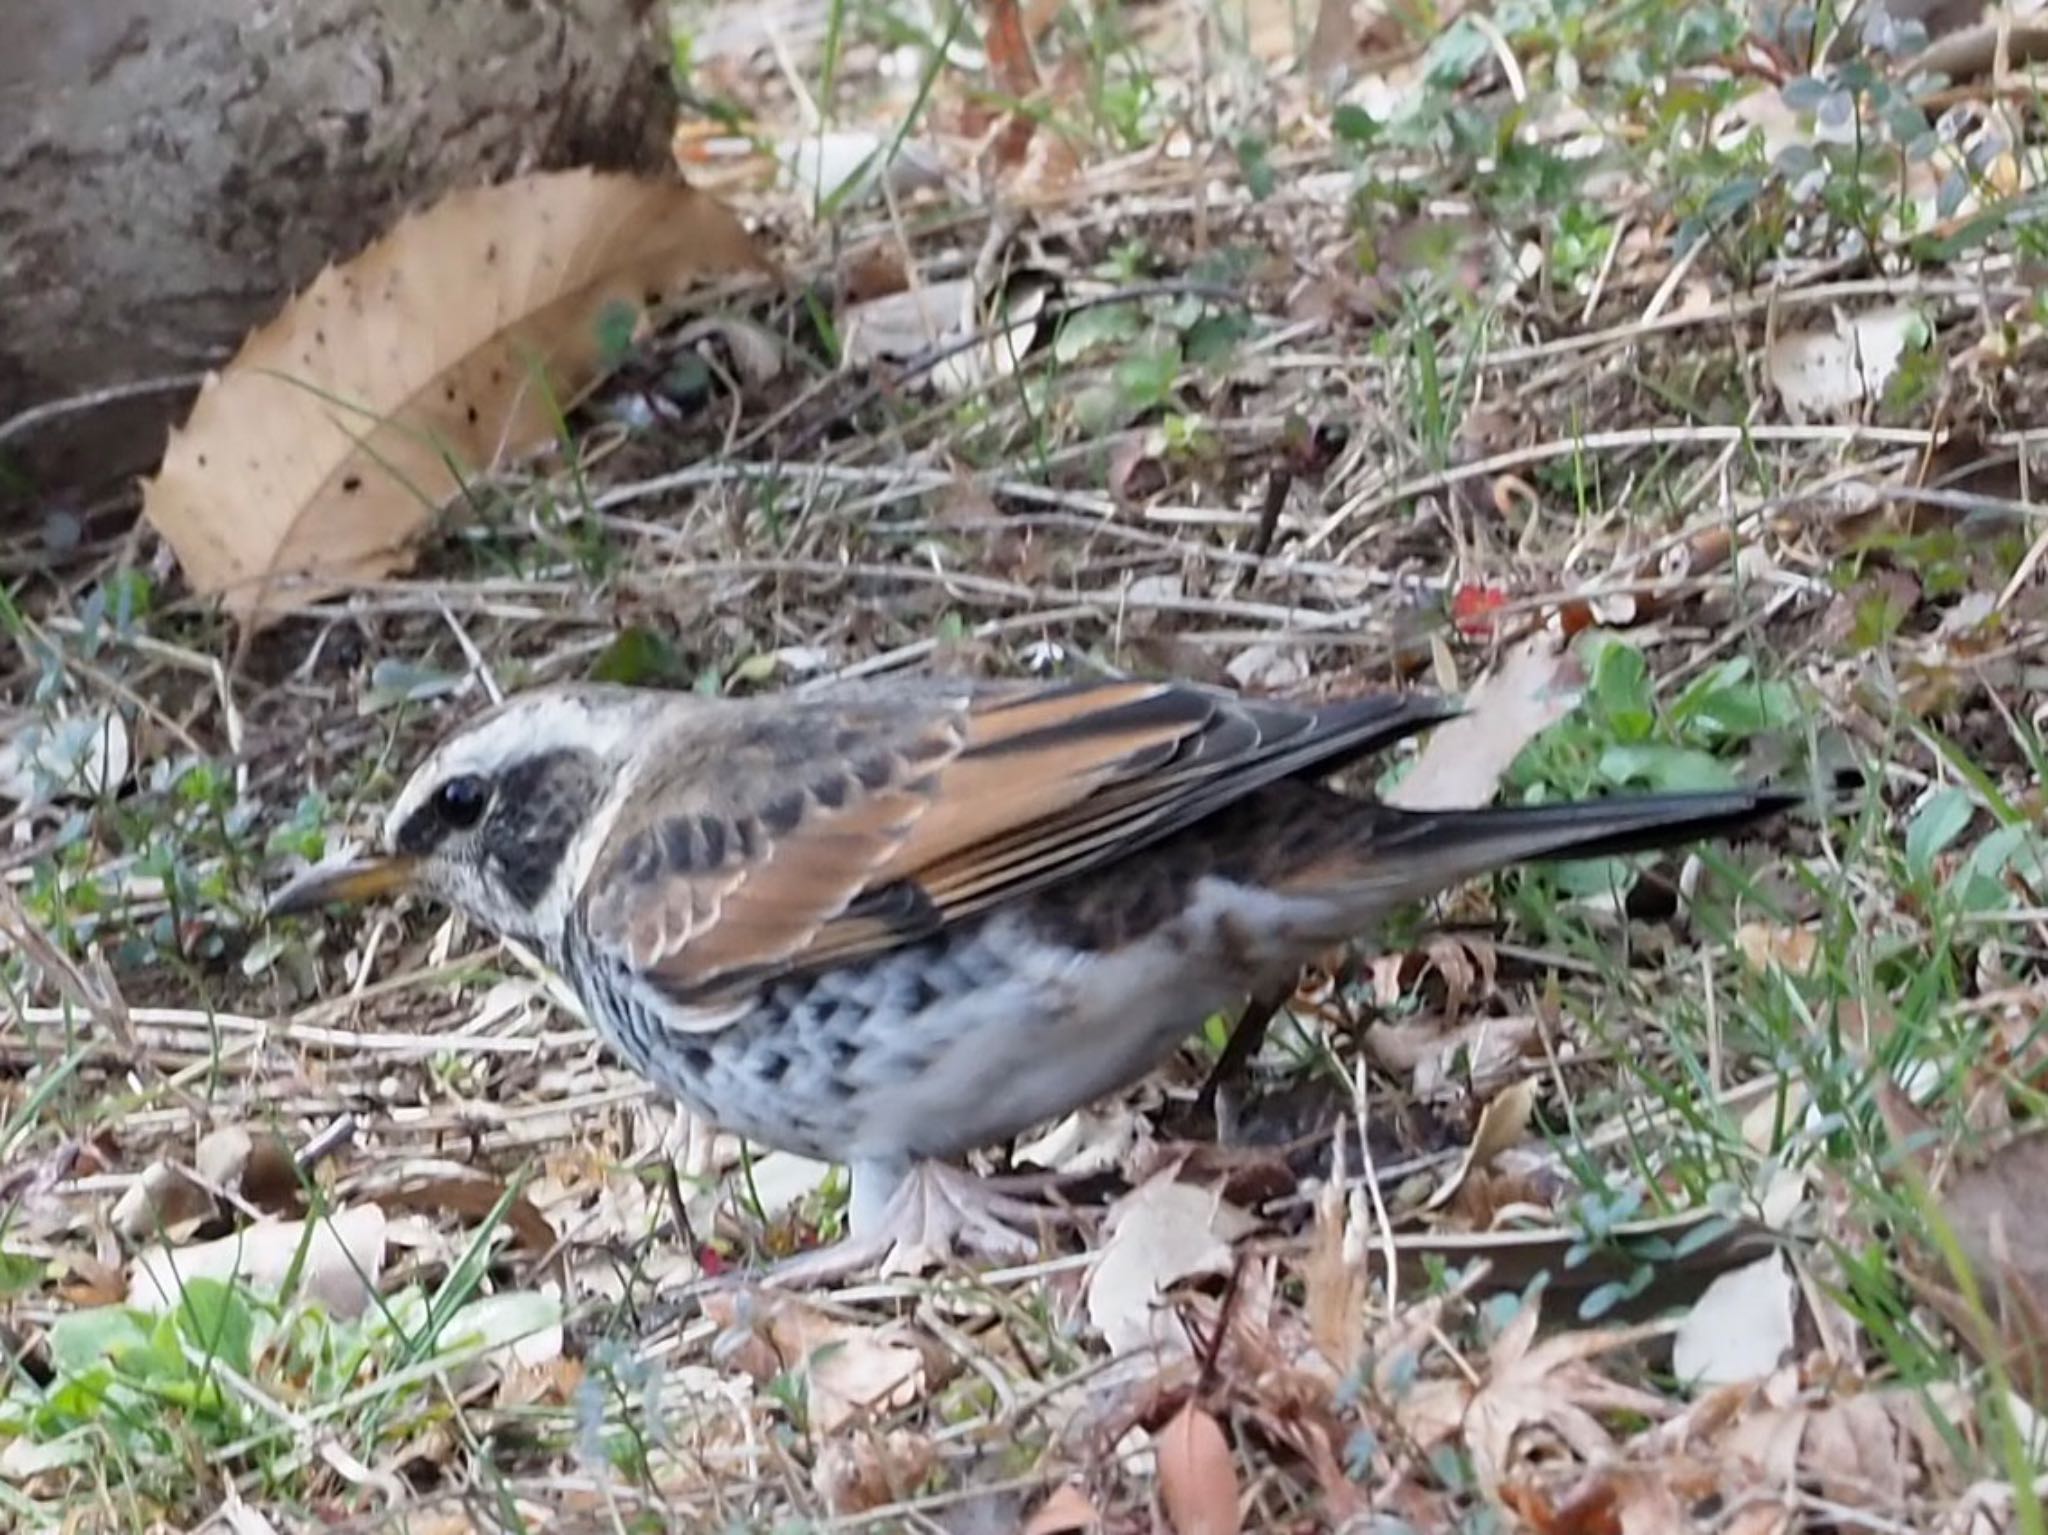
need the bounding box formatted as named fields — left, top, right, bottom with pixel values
left=580, top=678, right=1451, bottom=1002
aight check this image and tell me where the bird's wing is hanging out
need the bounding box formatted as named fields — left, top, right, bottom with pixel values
left=580, top=677, right=1453, bottom=1001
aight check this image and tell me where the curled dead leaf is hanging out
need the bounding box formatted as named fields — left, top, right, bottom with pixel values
left=839, top=275, right=1048, bottom=396
left=781, top=129, right=948, bottom=208
left=1427, top=1077, right=1540, bottom=1213
left=52, top=1253, right=129, bottom=1309
left=1305, top=1172, right=1365, bottom=1374
left=1787, top=1389, right=1964, bottom=1510
left=842, top=241, right=911, bottom=304
left=1364, top=1012, right=1541, bottom=1098
left=238, top=1134, right=307, bottom=1216
left=193, top=1126, right=255, bottom=1190
left=439, top=1287, right=565, bottom=1398
left=1109, top=434, right=1170, bottom=507
left=1224, top=641, right=1311, bottom=692
left=186, top=1125, right=303, bottom=1217
left=1423, top=933, right=1497, bottom=1012
left=144, top=171, right=771, bottom=627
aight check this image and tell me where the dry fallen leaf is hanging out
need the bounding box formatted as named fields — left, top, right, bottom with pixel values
left=214, top=1488, right=287, bottom=1535
left=439, top=1287, right=566, bottom=1398
left=190, top=1124, right=303, bottom=1217
left=1767, top=307, right=1925, bottom=420
left=1463, top=1292, right=1674, bottom=1502
left=1304, top=1170, right=1366, bottom=1374
left=1719, top=1386, right=1967, bottom=1512
left=813, top=1429, right=937, bottom=1515
left=375, top=1175, right=558, bottom=1257
left=738, top=1151, right=839, bottom=1220
left=1386, top=634, right=1585, bottom=811
left=1735, top=922, right=1821, bottom=975
left=110, top=1160, right=217, bottom=1244
left=703, top=1292, right=927, bottom=1435
left=1672, top=1252, right=1799, bottom=1389
left=127, top=1205, right=388, bottom=1318
left=1304, top=0, right=1358, bottom=88
left=1364, top=1011, right=1540, bottom=1098
left=0, top=708, right=131, bottom=806
left=839, top=275, right=1048, bottom=396
left=1715, top=84, right=1828, bottom=162
left=779, top=128, right=946, bottom=207
left=1155, top=1401, right=1242, bottom=1535
left=1085, top=1171, right=1254, bottom=1357
left=1503, top=1460, right=1712, bottom=1535
left=1022, top=1481, right=1104, bottom=1534
left=1225, top=640, right=1312, bottom=692
left=144, top=170, right=770, bottom=627
left=1904, top=1131, right=2048, bottom=1401
left=1426, top=1076, right=1540, bottom=1213
left=1014, top=1104, right=1146, bottom=1180
left=985, top=0, right=1044, bottom=167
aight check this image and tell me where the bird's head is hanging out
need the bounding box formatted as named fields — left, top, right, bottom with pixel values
left=267, top=683, right=668, bottom=942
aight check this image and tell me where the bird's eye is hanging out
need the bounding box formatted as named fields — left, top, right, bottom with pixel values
left=433, top=774, right=490, bottom=830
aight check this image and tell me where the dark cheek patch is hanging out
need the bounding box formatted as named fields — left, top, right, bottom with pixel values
left=487, top=749, right=601, bottom=909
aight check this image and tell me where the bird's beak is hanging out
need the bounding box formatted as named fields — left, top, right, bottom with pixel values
left=265, top=854, right=419, bottom=917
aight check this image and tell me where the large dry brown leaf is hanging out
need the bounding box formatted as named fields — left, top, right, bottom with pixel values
left=144, top=170, right=770, bottom=627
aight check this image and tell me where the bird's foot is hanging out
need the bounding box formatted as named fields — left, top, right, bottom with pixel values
left=765, top=1162, right=1078, bottom=1286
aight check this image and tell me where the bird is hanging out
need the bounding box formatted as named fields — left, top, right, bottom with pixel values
left=266, top=673, right=1796, bottom=1278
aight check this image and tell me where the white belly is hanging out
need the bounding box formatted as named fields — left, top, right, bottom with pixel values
left=838, top=878, right=1326, bottom=1159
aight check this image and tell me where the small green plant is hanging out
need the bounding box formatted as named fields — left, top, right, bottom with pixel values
left=1516, top=639, right=1800, bottom=799
left=1, top=1274, right=567, bottom=1521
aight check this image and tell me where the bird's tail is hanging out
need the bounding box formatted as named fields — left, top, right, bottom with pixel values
left=1292, top=786, right=1799, bottom=909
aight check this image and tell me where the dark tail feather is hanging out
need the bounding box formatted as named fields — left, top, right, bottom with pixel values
left=1336, top=786, right=1798, bottom=905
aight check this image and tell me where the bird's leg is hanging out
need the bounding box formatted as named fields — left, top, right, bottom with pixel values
left=847, top=1156, right=905, bottom=1237
left=765, top=1157, right=1079, bottom=1285
left=1187, top=985, right=1289, bottom=1129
